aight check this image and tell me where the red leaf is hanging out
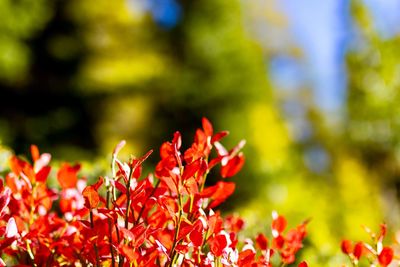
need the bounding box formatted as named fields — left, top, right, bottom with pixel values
left=353, top=242, right=365, bottom=259
left=22, top=163, right=35, bottom=183
left=115, top=194, right=127, bottom=208
left=36, top=166, right=51, bottom=183
left=173, top=131, right=182, bottom=150
left=211, top=131, right=229, bottom=143
left=200, top=181, right=235, bottom=209
left=9, top=156, right=26, bottom=176
left=175, top=244, right=190, bottom=254
left=118, top=227, right=135, bottom=242
left=160, top=142, right=174, bottom=159
left=210, top=234, right=227, bottom=257
left=225, top=215, right=245, bottom=232
left=272, top=215, right=287, bottom=235
left=182, top=159, right=201, bottom=180
left=256, top=233, right=268, bottom=250
left=57, top=163, right=81, bottom=189
left=114, top=180, right=127, bottom=194
left=156, top=157, right=177, bottom=178
left=158, top=196, right=178, bottom=218
left=82, top=186, right=100, bottom=209
left=207, top=213, right=223, bottom=236
left=119, top=244, right=139, bottom=262
left=30, top=145, right=40, bottom=162
left=198, top=159, right=208, bottom=178
left=183, top=177, right=199, bottom=195
left=229, top=232, right=238, bottom=248
left=189, top=220, right=204, bottom=247
left=92, top=177, right=104, bottom=190
left=273, top=235, right=285, bottom=250
left=0, top=235, right=16, bottom=252
left=132, top=165, right=142, bottom=180
left=131, top=224, right=147, bottom=247
left=0, top=227, right=6, bottom=239
left=194, top=129, right=207, bottom=146
left=238, top=249, right=255, bottom=266
left=341, top=240, right=353, bottom=254
left=378, top=247, right=394, bottom=267
left=177, top=220, right=194, bottom=242
left=379, top=224, right=387, bottom=241
left=160, top=175, right=179, bottom=194
left=202, top=117, right=213, bottom=136
left=131, top=149, right=153, bottom=178
left=208, top=156, right=222, bottom=171
left=220, top=153, right=245, bottom=178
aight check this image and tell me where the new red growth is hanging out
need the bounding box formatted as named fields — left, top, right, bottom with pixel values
left=0, top=118, right=308, bottom=267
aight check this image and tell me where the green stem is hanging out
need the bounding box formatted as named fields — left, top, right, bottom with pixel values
left=26, top=240, right=37, bottom=267
left=111, top=154, right=122, bottom=266
left=168, top=194, right=183, bottom=267
left=111, top=156, right=118, bottom=202
left=199, top=170, right=209, bottom=192
left=215, top=256, right=221, bottom=267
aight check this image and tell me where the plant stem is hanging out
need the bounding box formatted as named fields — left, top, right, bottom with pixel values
left=120, top=163, right=136, bottom=266
left=106, top=190, right=116, bottom=267
left=135, top=180, right=160, bottom=225
left=90, top=209, right=101, bottom=267
left=199, top=171, right=209, bottom=193
left=124, top=165, right=135, bottom=229
left=117, top=223, right=124, bottom=267
left=26, top=240, right=37, bottom=267
left=168, top=194, right=183, bottom=267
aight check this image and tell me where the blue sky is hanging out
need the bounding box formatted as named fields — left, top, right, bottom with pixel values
left=140, top=0, right=400, bottom=113
left=274, top=0, right=400, bottom=113
left=281, top=0, right=348, bottom=112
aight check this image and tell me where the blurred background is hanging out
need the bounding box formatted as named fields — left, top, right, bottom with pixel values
left=1, top=0, right=400, bottom=265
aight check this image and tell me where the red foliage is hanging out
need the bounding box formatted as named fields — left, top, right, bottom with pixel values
left=341, top=224, right=397, bottom=266
left=378, top=247, right=394, bottom=267
left=0, top=118, right=309, bottom=266
left=57, top=163, right=81, bottom=189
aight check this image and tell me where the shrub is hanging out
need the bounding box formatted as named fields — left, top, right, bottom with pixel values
left=5, top=117, right=397, bottom=266
left=341, top=224, right=396, bottom=267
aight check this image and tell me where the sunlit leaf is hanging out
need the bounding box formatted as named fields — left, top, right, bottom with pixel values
left=82, top=185, right=100, bottom=209
left=57, top=163, right=81, bottom=189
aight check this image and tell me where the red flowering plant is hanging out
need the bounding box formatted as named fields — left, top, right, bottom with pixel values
left=341, top=224, right=399, bottom=267
left=0, top=118, right=308, bottom=266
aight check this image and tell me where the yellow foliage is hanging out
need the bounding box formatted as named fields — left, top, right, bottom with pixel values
left=0, top=144, right=12, bottom=172
left=80, top=54, right=164, bottom=89
left=336, top=156, right=382, bottom=238
left=95, top=95, right=153, bottom=158
left=248, top=103, right=290, bottom=171
left=68, top=0, right=145, bottom=24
